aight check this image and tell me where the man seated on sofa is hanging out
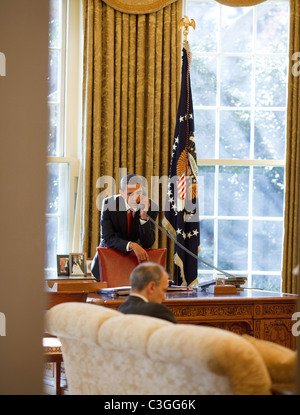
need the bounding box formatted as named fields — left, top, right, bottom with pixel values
left=118, top=262, right=177, bottom=324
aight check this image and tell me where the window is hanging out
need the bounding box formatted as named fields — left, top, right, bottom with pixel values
left=46, top=0, right=82, bottom=277
left=46, top=0, right=68, bottom=278
left=186, top=0, right=290, bottom=291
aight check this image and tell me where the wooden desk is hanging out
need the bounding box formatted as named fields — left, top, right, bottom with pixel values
left=45, top=276, right=107, bottom=292
left=88, top=289, right=298, bottom=349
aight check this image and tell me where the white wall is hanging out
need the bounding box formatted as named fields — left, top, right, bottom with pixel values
left=0, top=0, right=48, bottom=394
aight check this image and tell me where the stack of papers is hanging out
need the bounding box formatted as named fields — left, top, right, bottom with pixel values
left=224, top=277, right=247, bottom=288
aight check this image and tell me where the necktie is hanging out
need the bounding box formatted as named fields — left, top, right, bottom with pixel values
left=127, top=209, right=134, bottom=236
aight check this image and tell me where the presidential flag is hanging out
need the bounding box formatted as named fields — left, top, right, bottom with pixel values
left=162, top=42, right=200, bottom=287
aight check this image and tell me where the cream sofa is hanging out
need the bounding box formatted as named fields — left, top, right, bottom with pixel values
left=45, top=302, right=295, bottom=395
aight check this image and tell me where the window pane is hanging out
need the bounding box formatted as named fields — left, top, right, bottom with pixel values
left=47, top=163, right=59, bottom=215
left=46, top=162, right=69, bottom=217
left=255, top=57, right=288, bottom=107
left=252, top=220, right=283, bottom=271
left=253, top=166, right=284, bottom=217
left=221, top=6, right=253, bottom=53
left=221, top=56, right=252, bottom=107
left=198, top=166, right=215, bottom=216
left=48, top=104, right=60, bottom=156
left=252, top=274, right=281, bottom=292
left=218, top=166, right=249, bottom=216
left=254, top=110, right=286, bottom=160
left=256, top=2, right=289, bottom=54
left=219, top=110, right=250, bottom=159
left=198, top=273, right=214, bottom=284
left=48, top=50, right=61, bottom=102
left=48, top=0, right=63, bottom=159
left=194, top=109, right=215, bottom=159
left=49, top=0, right=62, bottom=48
left=188, top=1, right=218, bottom=52
left=191, top=56, right=217, bottom=106
left=45, top=217, right=59, bottom=271
left=199, top=220, right=214, bottom=270
left=218, top=220, right=248, bottom=270
left=45, top=162, right=69, bottom=276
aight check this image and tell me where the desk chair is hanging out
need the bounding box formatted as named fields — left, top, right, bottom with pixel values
left=44, top=291, right=88, bottom=395
left=97, top=247, right=167, bottom=287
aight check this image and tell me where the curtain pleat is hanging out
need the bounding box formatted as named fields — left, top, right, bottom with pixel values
left=282, top=0, right=300, bottom=294
left=82, top=0, right=182, bottom=276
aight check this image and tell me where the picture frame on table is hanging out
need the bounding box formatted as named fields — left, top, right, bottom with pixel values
left=57, top=254, right=70, bottom=276
left=69, top=253, right=86, bottom=276
left=86, top=259, right=92, bottom=276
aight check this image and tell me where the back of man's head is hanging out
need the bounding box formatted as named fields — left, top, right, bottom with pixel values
left=130, top=262, right=165, bottom=292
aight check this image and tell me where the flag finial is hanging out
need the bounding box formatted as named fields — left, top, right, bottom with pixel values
left=178, top=16, right=196, bottom=42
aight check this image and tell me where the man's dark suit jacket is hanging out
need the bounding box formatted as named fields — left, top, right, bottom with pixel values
left=91, top=195, right=159, bottom=281
left=118, top=295, right=177, bottom=324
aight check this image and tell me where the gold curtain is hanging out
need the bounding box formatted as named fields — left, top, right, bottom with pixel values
left=282, top=0, right=300, bottom=294
left=82, top=0, right=182, bottom=275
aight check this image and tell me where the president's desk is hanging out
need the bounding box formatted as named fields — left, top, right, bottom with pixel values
left=88, top=289, right=298, bottom=349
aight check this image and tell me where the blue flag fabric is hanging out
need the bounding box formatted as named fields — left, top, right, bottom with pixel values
left=162, top=42, right=200, bottom=287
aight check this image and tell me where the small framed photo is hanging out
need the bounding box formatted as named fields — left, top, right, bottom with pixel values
left=57, top=254, right=70, bottom=276
left=69, top=253, right=86, bottom=276
left=86, top=259, right=92, bottom=276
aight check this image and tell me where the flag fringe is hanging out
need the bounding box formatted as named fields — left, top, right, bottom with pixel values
left=162, top=216, right=177, bottom=240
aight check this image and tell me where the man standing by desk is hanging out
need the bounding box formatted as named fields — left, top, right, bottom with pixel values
left=91, top=174, right=159, bottom=281
left=118, top=262, right=177, bottom=324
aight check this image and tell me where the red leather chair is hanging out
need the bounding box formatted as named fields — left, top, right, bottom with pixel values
left=97, top=247, right=167, bottom=287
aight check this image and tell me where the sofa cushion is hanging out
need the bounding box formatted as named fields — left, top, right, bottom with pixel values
left=97, top=314, right=170, bottom=354
left=148, top=324, right=272, bottom=395
left=45, top=303, right=121, bottom=344
left=242, top=334, right=297, bottom=390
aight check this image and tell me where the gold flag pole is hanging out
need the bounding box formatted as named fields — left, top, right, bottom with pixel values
left=178, top=15, right=195, bottom=42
